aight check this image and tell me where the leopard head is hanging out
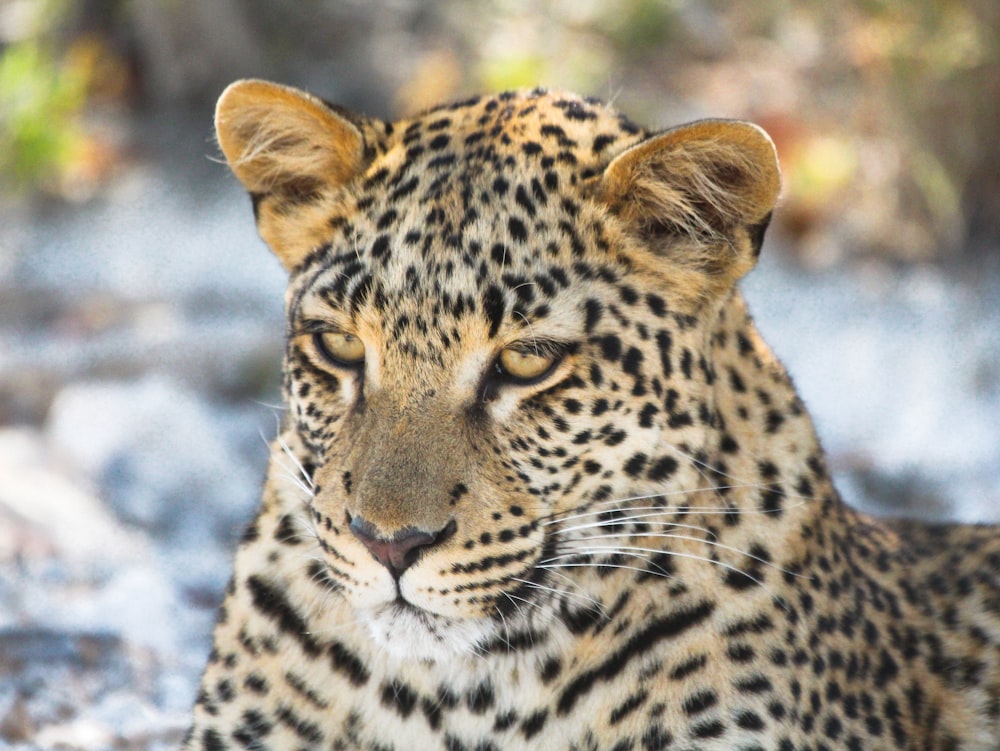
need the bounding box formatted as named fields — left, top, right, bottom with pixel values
left=216, top=80, right=780, bottom=660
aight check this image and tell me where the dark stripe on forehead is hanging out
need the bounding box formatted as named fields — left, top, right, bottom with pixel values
left=482, top=284, right=506, bottom=338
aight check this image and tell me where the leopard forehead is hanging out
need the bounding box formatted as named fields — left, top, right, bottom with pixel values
left=382, top=88, right=646, bottom=182
left=290, top=90, right=650, bottom=363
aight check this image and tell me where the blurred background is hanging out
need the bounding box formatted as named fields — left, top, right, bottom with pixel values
left=0, top=0, right=998, bottom=748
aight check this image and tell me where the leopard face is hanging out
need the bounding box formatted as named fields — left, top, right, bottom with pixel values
left=216, top=83, right=778, bottom=661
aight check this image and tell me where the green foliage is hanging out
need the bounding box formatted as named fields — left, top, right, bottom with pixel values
left=478, top=52, right=548, bottom=92
left=0, top=43, right=85, bottom=189
left=601, top=0, right=680, bottom=55
left=0, top=2, right=89, bottom=193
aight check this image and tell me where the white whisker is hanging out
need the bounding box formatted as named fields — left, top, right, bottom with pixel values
left=562, top=532, right=804, bottom=579
left=541, top=546, right=765, bottom=587
left=509, top=577, right=606, bottom=614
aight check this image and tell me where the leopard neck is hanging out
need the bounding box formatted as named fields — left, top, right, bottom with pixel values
left=699, top=290, right=840, bottom=521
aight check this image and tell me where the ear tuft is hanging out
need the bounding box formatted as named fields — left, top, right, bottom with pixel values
left=598, top=119, right=781, bottom=297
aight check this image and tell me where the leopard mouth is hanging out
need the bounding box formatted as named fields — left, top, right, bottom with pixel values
left=360, top=600, right=498, bottom=662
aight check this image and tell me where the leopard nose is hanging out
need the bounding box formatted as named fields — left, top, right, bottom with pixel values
left=348, top=515, right=456, bottom=578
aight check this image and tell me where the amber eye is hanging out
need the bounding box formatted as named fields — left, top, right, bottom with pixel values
left=496, top=346, right=559, bottom=383
left=313, top=331, right=365, bottom=367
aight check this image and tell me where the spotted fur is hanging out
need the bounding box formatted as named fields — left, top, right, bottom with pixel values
left=183, top=80, right=1000, bottom=751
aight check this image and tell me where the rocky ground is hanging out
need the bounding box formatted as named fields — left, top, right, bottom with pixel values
left=1, top=116, right=998, bottom=750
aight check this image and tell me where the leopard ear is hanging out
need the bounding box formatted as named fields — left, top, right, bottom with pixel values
left=598, top=119, right=780, bottom=301
left=215, top=79, right=369, bottom=270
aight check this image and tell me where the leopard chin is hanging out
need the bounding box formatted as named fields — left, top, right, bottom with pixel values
left=359, top=602, right=498, bottom=662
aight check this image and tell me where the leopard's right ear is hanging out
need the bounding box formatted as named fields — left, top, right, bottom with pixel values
left=215, top=79, right=370, bottom=270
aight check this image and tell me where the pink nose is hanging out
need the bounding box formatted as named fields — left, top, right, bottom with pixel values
left=348, top=516, right=456, bottom=577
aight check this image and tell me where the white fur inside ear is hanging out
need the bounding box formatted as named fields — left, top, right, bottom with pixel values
left=215, top=79, right=366, bottom=195
left=600, top=120, right=781, bottom=241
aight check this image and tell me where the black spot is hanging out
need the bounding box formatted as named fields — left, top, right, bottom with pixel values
left=389, top=176, right=420, bottom=202
left=667, top=412, right=693, bottom=429
left=599, top=334, right=622, bottom=361
left=646, top=293, right=667, bottom=317
left=508, top=217, right=528, bottom=243
left=422, top=698, right=443, bottom=730
left=584, top=299, right=603, bottom=333
left=215, top=678, right=235, bottom=702
left=592, top=133, right=616, bottom=152
left=874, top=649, right=899, bottom=688
left=557, top=99, right=598, bottom=121
left=492, top=710, right=517, bottom=732
left=622, top=347, right=643, bottom=376
left=428, top=133, right=450, bottom=150
left=655, top=331, right=673, bottom=378
left=515, top=184, right=537, bottom=217
left=241, top=518, right=260, bottom=543
left=540, top=657, right=562, bottom=683
left=682, top=689, right=717, bottom=715
left=691, top=719, right=726, bottom=739
left=233, top=709, right=273, bottom=745
left=736, top=709, right=766, bottom=730
left=641, top=725, right=674, bottom=751
left=329, top=640, right=370, bottom=686
left=724, top=567, right=761, bottom=591
left=720, top=434, right=740, bottom=454
left=490, top=243, right=508, bottom=265
left=381, top=679, right=418, bottom=718
left=638, top=403, right=659, bottom=428
left=274, top=514, right=301, bottom=545
left=647, top=456, right=678, bottom=482
left=609, top=690, right=649, bottom=725
left=467, top=680, right=495, bottom=713
left=623, top=453, right=648, bottom=478
left=371, top=234, right=391, bottom=259
left=727, top=643, right=756, bottom=662
left=520, top=709, right=548, bottom=739
left=680, top=349, right=693, bottom=379
left=201, top=728, right=226, bottom=751
left=735, top=674, right=773, bottom=694
left=244, top=673, right=269, bottom=694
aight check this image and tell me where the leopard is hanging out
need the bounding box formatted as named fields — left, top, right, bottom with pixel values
left=183, top=79, right=1000, bottom=751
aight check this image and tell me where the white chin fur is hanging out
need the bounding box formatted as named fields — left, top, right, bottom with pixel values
left=360, top=604, right=495, bottom=662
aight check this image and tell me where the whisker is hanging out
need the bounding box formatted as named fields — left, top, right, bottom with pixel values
left=276, top=433, right=316, bottom=491
left=558, top=529, right=808, bottom=581
left=545, top=499, right=808, bottom=530
left=508, top=577, right=606, bottom=614
left=541, top=547, right=769, bottom=589
left=538, top=484, right=780, bottom=526
left=547, top=516, right=715, bottom=538
left=536, top=559, right=672, bottom=579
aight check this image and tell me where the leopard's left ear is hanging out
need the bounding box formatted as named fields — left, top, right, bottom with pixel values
left=597, top=119, right=780, bottom=300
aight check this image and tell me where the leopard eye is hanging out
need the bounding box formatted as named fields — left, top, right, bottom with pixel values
left=313, top=331, right=365, bottom=367
left=496, top=347, right=559, bottom=383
